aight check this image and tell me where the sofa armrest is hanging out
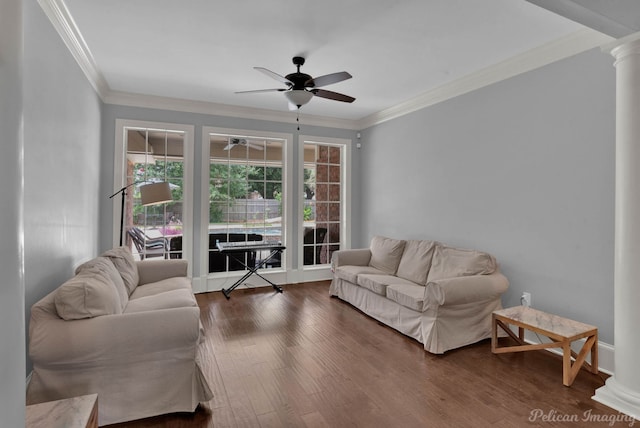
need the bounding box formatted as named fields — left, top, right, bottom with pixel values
left=29, top=306, right=201, bottom=366
left=137, top=259, right=188, bottom=285
left=423, top=271, right=509, bottom=309
left=331, top=248, right=372, bottom=269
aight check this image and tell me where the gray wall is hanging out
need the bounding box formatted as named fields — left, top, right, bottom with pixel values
left=100, top=105, right=358, bottom=272
left=23, top=1, right=103, bottom=373
left=0, top=0, right=26, bottom=425
left=358, top=47, right=616, bottom=343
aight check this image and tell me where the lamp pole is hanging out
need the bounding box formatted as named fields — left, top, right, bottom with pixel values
left=108, top=182, right=136, bottom=246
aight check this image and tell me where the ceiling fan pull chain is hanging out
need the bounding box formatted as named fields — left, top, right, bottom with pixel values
left=297, top=110, right=300, bottom=131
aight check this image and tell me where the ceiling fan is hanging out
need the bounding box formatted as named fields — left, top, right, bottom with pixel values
left=224, top=138, right=263, bottom=151
left=236, top=56, right=355, bottom=110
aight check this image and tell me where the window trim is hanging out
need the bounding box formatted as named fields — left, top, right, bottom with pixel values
left=113, top=119, right=194, bottom=273
left=201, top=126, right=293, bottom=290
left=298, top=135, right=351, bottom=279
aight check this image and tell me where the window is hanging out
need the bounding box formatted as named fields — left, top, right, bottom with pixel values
left=301, top=138, right=348, bottom=268
left=114, top=120, right=193, bottom=264
left=206, top=132, right=285, bottom=273
left=114, top=123, right=349, bottom=290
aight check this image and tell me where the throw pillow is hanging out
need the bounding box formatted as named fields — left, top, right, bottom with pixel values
left=75, top=256, right=128, bottom=311
left=101, top=246, right=140, bottom=295
left=54, top=266, right=122, bottom=320
left=369, top=235, right=406, bottom=275
left=427, top=244, right=496, bottom=282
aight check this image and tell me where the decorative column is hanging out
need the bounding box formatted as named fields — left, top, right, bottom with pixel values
left=593, top=36, right=640, bottom=419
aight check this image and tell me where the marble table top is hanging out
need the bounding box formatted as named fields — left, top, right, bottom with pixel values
left=494, top=306, right=597, bottom=339
left=26, top=393, right=97, bottom=428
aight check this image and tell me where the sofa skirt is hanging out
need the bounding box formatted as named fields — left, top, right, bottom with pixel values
left=329, top=277, right=423, bottom=343
left=330, top=277, right=504, bottom=354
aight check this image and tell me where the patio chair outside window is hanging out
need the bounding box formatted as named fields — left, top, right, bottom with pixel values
left=127, top=227, right=168, bottom=259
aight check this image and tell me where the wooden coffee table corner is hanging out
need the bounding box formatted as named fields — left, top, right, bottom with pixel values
left=492, top=306, right=598, bottom=387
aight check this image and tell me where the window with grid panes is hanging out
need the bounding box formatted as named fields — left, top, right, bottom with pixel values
left=208, top=133, right=284, bottom=272
left=124, top=128, right=185, bottom=260
left=303, top=142, right=342, bottom=266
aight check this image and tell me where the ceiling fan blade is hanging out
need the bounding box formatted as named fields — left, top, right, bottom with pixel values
left=311, top=89, right=355, bottom=103
left=235, top=88, right=287, bottom=94
left=254, top=67, right=293, bottom=86
left=305, top=71, right=352, bottom=88
left=243, top=139, right=264, bottom=150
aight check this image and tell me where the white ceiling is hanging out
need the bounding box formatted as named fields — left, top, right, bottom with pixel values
left=61, top=0, right=593, bottom=123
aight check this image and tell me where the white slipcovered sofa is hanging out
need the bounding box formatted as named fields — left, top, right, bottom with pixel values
left=26, top=247, right=213, bottom=426
left=330, top=236, right=509, bottom=354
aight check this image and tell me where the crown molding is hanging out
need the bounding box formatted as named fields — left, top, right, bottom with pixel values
left=41, top=1, right=613, bottom=132
left=603, top=31, right=640, bottom=59
left=354, top=28, right=614, bottom=130
left=38, top=0, right=110, bottom=98
left=525, top=0, right=636, bottom=39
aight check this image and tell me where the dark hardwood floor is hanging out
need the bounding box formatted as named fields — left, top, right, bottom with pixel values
left=108, top=281, right=632, bottom=428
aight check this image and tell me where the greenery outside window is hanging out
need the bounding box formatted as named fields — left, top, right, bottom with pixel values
left=114, top=120, right=193, bottom=267
left=207, top=133, right=285, bottom=272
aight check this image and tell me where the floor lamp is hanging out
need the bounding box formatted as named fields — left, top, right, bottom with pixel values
left=109, top=181, right=173, bottom=246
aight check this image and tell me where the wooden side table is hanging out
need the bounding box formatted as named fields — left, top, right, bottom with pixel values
left=492, top=306, right=598, bottom=386
left=26, top=393, right=98, bottom=428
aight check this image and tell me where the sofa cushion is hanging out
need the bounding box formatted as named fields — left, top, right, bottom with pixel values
left=396, top=240, right=437, bottom=285
left=386, top=283, right=425, bottom=312
left=357, top=274, right=392, bottom=295
left=369, top=236, right=406, bottom=275
left=101, top=246, right=140, bottom=295
left=129, top=276, right=192, bottom=300
left=75, top=257, right=128, bottom=311
left=124, top=288, right=197, bottom=313
left=334, top=265, right=386, bottom=284
left=427, top=244, right=497, bottom=282
left=54, top=267, right=122, bottom=320
left=357, top=274, right=418, bottom=296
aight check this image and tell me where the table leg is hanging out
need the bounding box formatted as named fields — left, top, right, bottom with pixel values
left=563, top=334, right=598, bottom=387
left=491, top=315, right=498, bottom=352
left=590, top=331, right=599, bottom=374
left=562, top=341, right=572, bottom=386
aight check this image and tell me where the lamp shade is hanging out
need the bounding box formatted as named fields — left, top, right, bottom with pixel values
left=284, top=89, right=313, bottom=107
left=139, top=181, right=172, bottom=206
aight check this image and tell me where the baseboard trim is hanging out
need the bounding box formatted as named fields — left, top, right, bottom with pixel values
left=593, top=377, right=640, bottom=420
left=194, top=272, right=331, bottom=294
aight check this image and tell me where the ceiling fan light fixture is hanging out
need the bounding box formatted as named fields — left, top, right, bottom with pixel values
left=238, top=57, right=354, bottom=111
left=284, top=89, right=313, bottom=108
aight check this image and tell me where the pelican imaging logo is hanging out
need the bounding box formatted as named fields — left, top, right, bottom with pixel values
left=529, top=409, right=636, bottom=426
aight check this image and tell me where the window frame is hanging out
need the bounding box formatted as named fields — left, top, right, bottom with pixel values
left=113, top=119, right=194, bottom=272
left=201, top=126, right=293, bottom=290
left=298, top=135, right=351, bottom=280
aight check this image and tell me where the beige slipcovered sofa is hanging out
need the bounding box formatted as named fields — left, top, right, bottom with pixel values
left=330, top=236, right=509, bottom=354
left=26, top=247, right=213, bottom=426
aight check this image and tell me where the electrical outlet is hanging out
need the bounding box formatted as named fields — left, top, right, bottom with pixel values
left=521, top=292, right=531, bottom=307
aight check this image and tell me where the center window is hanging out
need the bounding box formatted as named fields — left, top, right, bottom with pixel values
left=207, top=133, right=285, bottom=273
